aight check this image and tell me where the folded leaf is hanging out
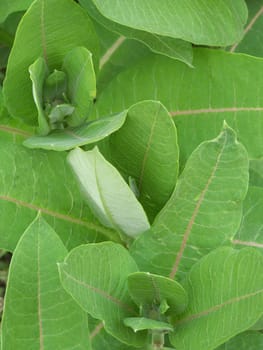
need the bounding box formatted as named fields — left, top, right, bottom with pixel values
left=1, top=216, right=91, bottom=349
left=23, top=110, right=127, bottom=151
left=124, top=317, right=173, bottom=332
left=89, top=0, right=247, bottom=46
left=3, top=0, right=99, bottom=124
left=131, top=124, right=249, bottom=280
left=68, top=147, right=150, bottom=237
left=107, top=100, right=179, bottom=221
left=62, top=46, right=96, bottom=126
left=170, top=247, right=263, bottom=350
left=59, top=242, right=146, bottom=347
left=128, top=272, right=187, bottom=316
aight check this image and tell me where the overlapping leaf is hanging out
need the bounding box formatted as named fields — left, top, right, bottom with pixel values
left=170, top=248, right=263, bottom=350
left=232, top=186, right=263, bottom=253
left=59, top=242, right=146, bottom=347
left=107, top=100, right=179, bottom=221
left=216, top=331, right=263, bottom=350
left=0, top=126, right=116, bottom=252
left=23, top=110, right=127, bottom=151
left=68, top=147, right=150, bottom=237
left=94, top=49, right=263, bottom=167
left=80, top=0, right=193, bottom=66
left=130, top=125, right=249, bottom=280
left=1, top=216, right=91, bottom=349
left=88, top=0, right=247, bottom=46
left=3, top=0, right=99, bottom=124
left=0, top=0, right=33, bottom=23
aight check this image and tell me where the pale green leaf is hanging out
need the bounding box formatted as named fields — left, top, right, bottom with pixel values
left=232, top=186, right=263, bottom=253
left=170, top=248, right=263, bottom=350
left=23, top=110, right=127, bottom=151
left=130, top=125, right=249, bottom=280
left=0, top=0, right=33, bottom=23
left=80, top=0, right=193, bottom=66
left=124, top=317, right=173, bottom=332
left=0, top=124, right=118, bottom=252
left=90, top=0, right=247, bottom=46
left=229, top=0, right=263, bottom=56
left=107, top=100, right=179, bottom=221
left=62, top=46, right=96, bottom=126
left=3, top=0, right=99, bottom=125
left=68, top=147, right=150, bottom=237
left=59, top=242, right=147, bottom=347
left=216, top=331, right=263, bottom=350
left=94, top=48, right=263, bottom=167
left=28, top=57, right=50, bottom=135
left=128, top=272, right=187, bottom=316
left=1, top=216, right=91, bottom=350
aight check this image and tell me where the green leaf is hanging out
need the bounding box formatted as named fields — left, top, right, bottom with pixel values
left=94, top=48, right=263, bottom=168
left=249, top=159, right=263, bottom=187
left=107, top=100, right=179, bottom=221
left=170, top=248, right=263, bottom=350
left=47, top=104, right=75, bottom=124
left=59, top=242, right=146, bottom=347
left=0, top=125, right=117, bottom=252
left=128, top=272, right=187, bottom=316
left=3, top=0, right=99, bottom=125
left=62, top=46, right=96, bottom=126
left=67, top=147, right=150, bottom=237
left=43, top=69, right=67, bottom=103
left=0, top=0, right=33, bottom=23
left=89, top=317, right=138, bottom=350
left=130, top=125, right=249, bottom=280
left=23, top=110, right=127, bottom=151
left=229, top=1, right=263, bottom=56
left=1, top=216, right=91, bottom=349
left=124, top=317, right=173, bottom=332
left=216, top=331, right=263, bottom=350
left=29, top=57, right=50, bottom=135
left=80, top=0, right=193, bottom=66
left=232, top=186, right=263, bottom=253
left=89, top=0, right=247, bottom=46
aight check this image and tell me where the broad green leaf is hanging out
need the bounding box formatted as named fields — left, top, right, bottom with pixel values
left=229, top=0, right=263, bottom=56
left=3, top=0, right=99, bottom=125
left=0, top=125, right=118, bottom=252
left=23, top=110, right=127, bottom=151
left=0, top=0, right=33, bottom=23
left=130, top=125, right=249, bottom=280
left=124, top=317, right=173, bottom=332
left=89, top=317, right=138, bottom=350
left=94, top=49, right=263, bottom=167
left=29, top=57, right=50, bottom=135
left=170, top=248, right=263, bottom=350
left=107, top=100, right=179, bottom=221
left=89, top=0, right=247, bottom=46
left=68, top=147, right=150, bottom=237
left=232, top=186, right=263, bottom=253
left=59, top=242, right=147, bottom=347
left=80, top=0, right=193, bottom=66
left=1, top=216, right=91, bottom=350
left=216, top=331, right=263, bottom=350
left=128, top=272, right=187, bottom=316
left=249, top=159, right=263, bottom=187
left=62, top=46, right=96, bottom=126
